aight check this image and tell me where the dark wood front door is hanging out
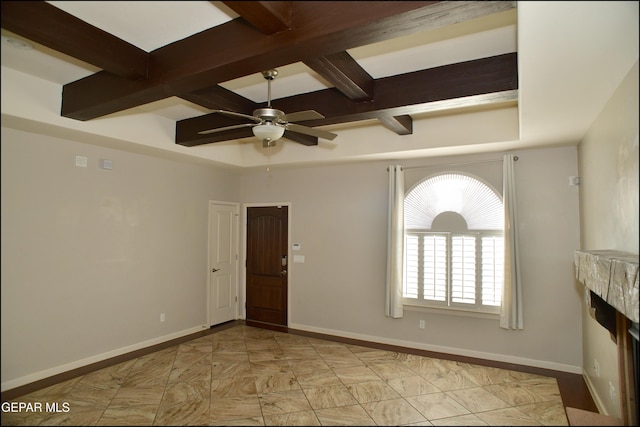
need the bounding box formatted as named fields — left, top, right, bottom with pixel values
left=246, top=206, right=288, bottom=327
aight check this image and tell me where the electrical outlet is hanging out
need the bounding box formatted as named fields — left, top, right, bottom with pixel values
left=419, top=320, right=425, bottom=329
left=594, top=359, right=600, bottom=377
left=160, top=313, right=165, bottom=322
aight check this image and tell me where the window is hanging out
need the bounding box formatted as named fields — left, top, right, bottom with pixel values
left=403, top=173, right=503, bottom=314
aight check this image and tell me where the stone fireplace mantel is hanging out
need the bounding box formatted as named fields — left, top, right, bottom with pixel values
left=575, top=250, right=639, bottom=323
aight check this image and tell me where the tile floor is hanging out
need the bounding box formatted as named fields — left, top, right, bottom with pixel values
left=1, top=325, right=569, bottom=426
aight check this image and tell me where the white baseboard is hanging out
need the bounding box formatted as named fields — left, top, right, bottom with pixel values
left=582, top=367, right=610, bottom=416
left=1, top=325, right=206, bottom=392
left=289, top=322, right=583, bottom=374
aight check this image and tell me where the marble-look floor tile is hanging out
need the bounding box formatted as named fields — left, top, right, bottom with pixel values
left=248, top=349, right=287, bottom=363
left=287, top=358, right=330, bottom=374
left=302, top=384, right=359, bottom=409
left=295, top=368, right=342, bottom=388
left=255, top=372, right=300, bottom=394
left=97, top=404, right=158, bottom=426
left=362, top=398, right=427, bottom=425
left=210, top=396, right=263, bottom=423
left=462, top=366, right=542, bottom=386
left=406, top=392, right=471, bottom=420
left=387, top=375, right=441, bottom=397
left=332, top=365, right=381, bottom=384
left=210, top=376, right=258, bottom=398
left=250, top=360, right=292, bottom=376
left=517, top=377, right=563, bottom=402
left=345, top=380, right=401, bottom=403
left=281, top=346, right=321, bottom=360
left=109, top=384, right=166, bottom=406
left=155, top=381, right=210, bottom=426
left=211, top=360, right=254, bottom=380
left=517, top=400, right=569, bottom=425
left=447, top=387, right=511, bottom=413
left=78, top=360, right=136, bottom=389
left=259, top=390, right=313, bottom=416
left=212, top=340, right=247, bottom=353
left=314, top=404, right=376, bottom=426
left=39, top=409, right=106, bottom=426
left=423, top=370, right=481, bottom=391
left=430, top=413, right=488, bottom=426
left=168, top=354, right=212, bottom=383
left=368, top=361, right=418, bottom=380
left=0, top=411, right=57, bottom=426
left=322, top=355, right=365, bottom=369
left=263, top=410, right=321, bottom=426
left=354, top=349, right=401, bottom=363
left=474, top=406, right=542, bottom=426
left=64, top=383, right=120, bottom=411
left=211, top=416, right=265, bottom=426
left=482, top=382, right=549, bottom=406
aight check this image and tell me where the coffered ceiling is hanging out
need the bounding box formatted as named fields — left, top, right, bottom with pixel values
left=1, top=1, right=638, bottom=168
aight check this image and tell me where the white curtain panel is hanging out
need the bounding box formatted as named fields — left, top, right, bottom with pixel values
left=500, top=154, right=524, bottom=329
left=386, top=165, right=404, bottom=319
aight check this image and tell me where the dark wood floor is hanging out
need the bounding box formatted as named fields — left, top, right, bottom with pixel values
left=1, top=319, right=598, bottom=415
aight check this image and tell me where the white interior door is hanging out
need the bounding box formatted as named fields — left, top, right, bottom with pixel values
left=208, top=202, right=239, bottom=326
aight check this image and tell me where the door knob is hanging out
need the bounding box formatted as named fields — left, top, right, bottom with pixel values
left=212, top=268, right=220, bottom=273
left=281, top=269, right=287, bottom=275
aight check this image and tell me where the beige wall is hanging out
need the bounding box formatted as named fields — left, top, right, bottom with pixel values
left=577, top=60, right=639, bottom=418
left=1, top=127, right=240, bottom=389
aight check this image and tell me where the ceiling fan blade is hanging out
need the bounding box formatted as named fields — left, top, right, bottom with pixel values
left=281, top=110, right=325, bottom=122
left=286, top=123, right=337, bottom=141
left=198, top=123, right=256, bottom=135
left=213, top=109, right=261, bottom=123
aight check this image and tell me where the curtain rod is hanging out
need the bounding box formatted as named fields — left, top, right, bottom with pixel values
left=400, top=155, right=518, bottom=171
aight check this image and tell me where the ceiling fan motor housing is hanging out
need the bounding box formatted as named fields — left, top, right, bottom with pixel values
left=253, top=108, right=285, bottom=122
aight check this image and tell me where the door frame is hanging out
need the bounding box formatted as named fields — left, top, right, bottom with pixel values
left=241, top=202, right=292, bottom=323
left=206, top=200, right=240, bottom=327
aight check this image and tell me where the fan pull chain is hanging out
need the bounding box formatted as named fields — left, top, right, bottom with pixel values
left=266, top=140, right=272, bottom=172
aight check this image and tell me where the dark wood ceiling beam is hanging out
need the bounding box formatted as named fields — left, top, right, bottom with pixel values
left=179, top=85, right=257, bottom=112
left=175, top=53, right=517, bottom=147
left=221, top=1, right=292, bottom=35
left=0, top=1, right=148, bottom=80
left=303, top=50, right=410, bottom=134
left=283, top=131, right=318, bottom=146
left=303, top=51, right=374, bottom=101
left=379, top=115, right=413, bottom=135
left=59, top=1, right=516, bottom=121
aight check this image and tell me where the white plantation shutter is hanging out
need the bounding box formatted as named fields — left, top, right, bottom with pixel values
left=404, top=235, right=419, bottom=299
left=451, top=236, right=476, bottom=304
left=423, top=235, right=447, bottom=301
left=481, top=236, right=504, bottom=306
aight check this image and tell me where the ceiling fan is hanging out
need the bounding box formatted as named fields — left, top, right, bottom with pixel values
left=198, top=69, right=337, bottom=147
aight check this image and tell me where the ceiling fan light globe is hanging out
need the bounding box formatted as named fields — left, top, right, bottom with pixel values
left=253, top=123, right=285, bottom=142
